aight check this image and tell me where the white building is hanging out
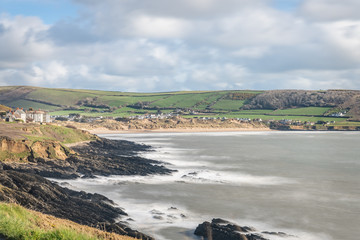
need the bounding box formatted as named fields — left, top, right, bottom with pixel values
left=15, top=108, right=26, bottom=122
left=5, top=108, right=26, bottom=122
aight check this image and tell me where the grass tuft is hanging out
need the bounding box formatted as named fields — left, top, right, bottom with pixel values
left=0, top=202, right=135, bottom=240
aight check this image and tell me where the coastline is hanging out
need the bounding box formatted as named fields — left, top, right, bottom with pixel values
left=89, top=127, right=273, bottom=134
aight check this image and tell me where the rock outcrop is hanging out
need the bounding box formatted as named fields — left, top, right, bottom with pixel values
left=0, top=136, right=71, bottom=162
left=0, top=136, right=173, bottom=240
left=0, top=169, right=153, bottom=240
left=2, top=138, right=173, bottom=179
left=194, top=219, right=293, bottom=240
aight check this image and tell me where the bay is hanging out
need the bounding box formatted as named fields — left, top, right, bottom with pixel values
left=56, top=131, right=360, bottom=240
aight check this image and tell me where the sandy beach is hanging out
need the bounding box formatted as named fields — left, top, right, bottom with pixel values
left=88, top=127, right=273, bottom=134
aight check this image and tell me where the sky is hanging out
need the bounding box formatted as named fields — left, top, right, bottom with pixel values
left=0, top=0, right=359, bottom=92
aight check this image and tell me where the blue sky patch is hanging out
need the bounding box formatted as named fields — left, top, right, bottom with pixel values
left=0, top=0, right=78, bottom=24
left=271, top=0, right=302, bottom=11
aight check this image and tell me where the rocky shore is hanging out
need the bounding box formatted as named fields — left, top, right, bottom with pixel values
left=194, top=219, right=293, bottom=240
left=2, top=138, right=173, bottom=179
left=0, top=136, right=174, bottom=240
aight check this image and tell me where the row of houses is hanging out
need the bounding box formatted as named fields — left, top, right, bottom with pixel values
left=129, top=113, right=178, bottom=120
left=3, top=108, right=51, bottom=123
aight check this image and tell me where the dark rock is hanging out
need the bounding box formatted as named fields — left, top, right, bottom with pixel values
left=2, top=138, right=174, bottom=179
left=100, top=222, right=154, bottom=240
left=246, top=234, right=268, bottom=240
left=0, top=138, right=172, bottom=239
left=0, top=169, right=152, bottom=240
left=153, top=215, right=164, bottom=220
left=194, top=219, right=268, bottom=240
left=262, top=231, right=294, bottom=237
left=150, top=209, right=165, bottom=215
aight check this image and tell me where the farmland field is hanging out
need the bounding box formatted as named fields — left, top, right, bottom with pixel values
left=271, top=107, right=332, bottom=116
left=211, top=99, right=245, bottom=111
left=1, top=86, right=359, bottom=123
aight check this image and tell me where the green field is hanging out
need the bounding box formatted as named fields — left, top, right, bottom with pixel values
left=1, top=87, right=359, bottom=124
left=271, top=107, right=332, bottom=116
left=7, top=99, right=61, bottom=111
left=211, top=99, right=245, bottom=111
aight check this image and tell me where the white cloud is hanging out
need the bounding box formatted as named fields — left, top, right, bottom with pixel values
left=232, top=47, right=270, bottom=59
left=0, top=0, right=360, bottom=91
left=30, top=61, right=68, bottom=85
left=130, top=15, right=190, bottom=38
left=300, top=0, right=360, bottom=22
left=74, top=0, right=266, bottom=20
left=318, top=20, right=360, bottom=61
left=0, top=14, right=53, bottom=69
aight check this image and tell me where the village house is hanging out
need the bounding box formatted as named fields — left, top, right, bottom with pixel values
left=5, top=108, right=26, bottom=122
left=29, top=109, right=51, bottom=123
left=4, top=108, right=51, bottom=123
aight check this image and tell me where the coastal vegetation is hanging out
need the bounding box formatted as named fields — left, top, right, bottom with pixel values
left=0, top=123, right=95, bottom=162
left=1, top=86, right=359, bottom=128
left=0, top=122, right=160, bottom=239
left=0, top=202, right=135, bottom=240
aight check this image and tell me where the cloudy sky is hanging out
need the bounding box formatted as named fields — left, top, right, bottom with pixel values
left=0, top=0, right=359, bottom=92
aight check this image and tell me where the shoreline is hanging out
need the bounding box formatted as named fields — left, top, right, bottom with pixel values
left=88, top=127, right=273, bottom=134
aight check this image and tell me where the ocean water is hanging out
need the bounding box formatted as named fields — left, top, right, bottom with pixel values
left=55, top=131, right=360, bottom=240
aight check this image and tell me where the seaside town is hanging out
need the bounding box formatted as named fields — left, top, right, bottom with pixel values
left=0, top=108, right=51, bottom=123
left=1, top=106, right=346, bottom=131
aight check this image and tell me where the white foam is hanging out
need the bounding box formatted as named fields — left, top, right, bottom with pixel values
left=54, top=132, right=348, bottom=240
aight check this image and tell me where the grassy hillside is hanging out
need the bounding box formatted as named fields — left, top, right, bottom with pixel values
left=0, top=202, right=135, bottom=240
left=0, top=86, right=359, bottom=124
left=0, top=86, right=260, bottom=112
left=0, top=104, right=11, bottom=112
left=0, top=122, right=95, bottom=144
left=0, top=123, right=97, bottom=162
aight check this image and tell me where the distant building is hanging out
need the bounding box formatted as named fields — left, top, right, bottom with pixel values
left=5, top=108, right=26, bottom=122
left=26, top=109, right=51, bottom=123
left=3, top=108, right=51, bottom=123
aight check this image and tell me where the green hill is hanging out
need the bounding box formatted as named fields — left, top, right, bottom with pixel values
left=0, top=86, right=261, bottom=116
left=0, top=104, right=11, bottom=112
left=0, top=86, right=359, bottom=123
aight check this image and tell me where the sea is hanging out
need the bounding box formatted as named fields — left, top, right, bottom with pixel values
left=55, top=131, right=360, bottom=240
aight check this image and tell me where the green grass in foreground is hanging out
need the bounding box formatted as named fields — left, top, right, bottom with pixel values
left=0, top=202, right=98, bottom=240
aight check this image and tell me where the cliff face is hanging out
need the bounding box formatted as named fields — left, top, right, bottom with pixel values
left=30, top=141, right=70, bottom=160
left=0, top=136, right=71, bottom=162
left=0, top=137, right=30, bottom=153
